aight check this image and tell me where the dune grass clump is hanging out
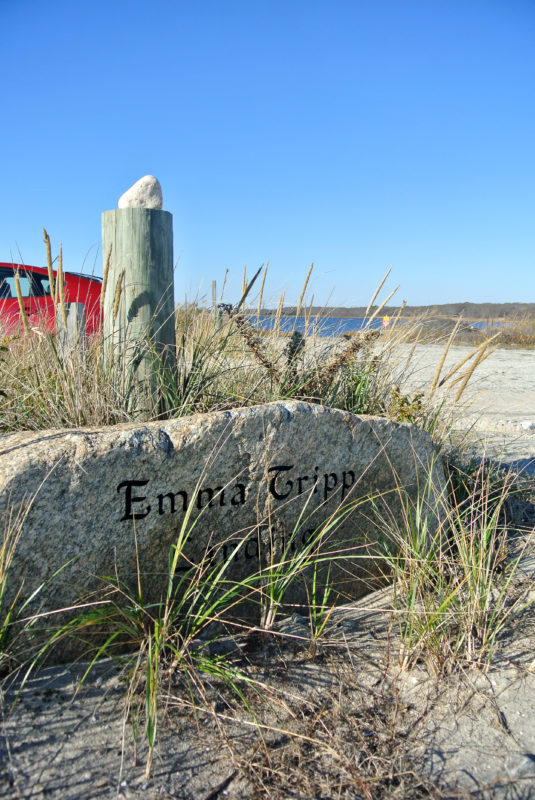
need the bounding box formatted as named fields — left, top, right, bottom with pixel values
left=0, top=249, right=505, bottom=436
left=0, top=262, right=411, bottom=431
left=1, top=454, right=532, bottom=786
left=377, top=457, right=533, bottom=675
left=1, top=241, right=534, bottom=792
left=15, top=482, right=365, bottom=779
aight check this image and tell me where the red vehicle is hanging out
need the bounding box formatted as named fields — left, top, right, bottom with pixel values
left=0, top=262, right=102, bottom=335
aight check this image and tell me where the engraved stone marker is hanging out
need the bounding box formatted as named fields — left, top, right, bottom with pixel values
left=0, top=401, right=446, bottom=657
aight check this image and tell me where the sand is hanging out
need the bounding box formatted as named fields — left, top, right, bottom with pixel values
left=1, top=343, right=534, bottom=798
left=398, top=343, right=535, bottom=473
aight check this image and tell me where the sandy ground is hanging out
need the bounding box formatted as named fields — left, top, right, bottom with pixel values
left=398, top=344, right=535, bottom=473
left=1, top=344, right=535, bottom=799
left=2, top=544, right=535, bottom=799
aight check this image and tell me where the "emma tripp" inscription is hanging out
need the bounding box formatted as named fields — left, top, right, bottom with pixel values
left=116, top=464, right=356, bottom=521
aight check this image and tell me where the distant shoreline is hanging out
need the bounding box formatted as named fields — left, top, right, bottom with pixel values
left=259, top=303, right=535, bottom=320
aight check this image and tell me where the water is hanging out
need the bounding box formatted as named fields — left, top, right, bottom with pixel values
left=467, top=321, right=507, bottom=330
left=248, top=316, right=506, bottom=338
left=249, top=316, right=384, bottom=337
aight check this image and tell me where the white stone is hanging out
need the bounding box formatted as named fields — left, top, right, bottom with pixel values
left=118, top=175, right=163, bottom=210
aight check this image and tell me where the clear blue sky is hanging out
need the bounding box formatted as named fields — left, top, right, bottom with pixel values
left=2, top=0, right=534, bottom=307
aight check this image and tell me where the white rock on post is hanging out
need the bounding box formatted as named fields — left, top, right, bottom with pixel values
left=118, top=175, right=163, bottom=209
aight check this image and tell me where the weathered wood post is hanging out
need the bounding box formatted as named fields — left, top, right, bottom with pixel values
left=101, top=176, right=176, bottom=420
left=57, top=302, right=87, bottom=357
left=211, top=280, right=217, bottom=316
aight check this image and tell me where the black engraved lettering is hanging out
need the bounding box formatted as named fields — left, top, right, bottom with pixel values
left=323, top=472, right=337, bottom=500
left=268, top=465, right=294, bottom=500
left=296, top=474, right=309, bottom=494
left=197, top=487, right=217, bottom=509
left=117, top=480, right=151, bottom=521
left=158, top=490, right=188, bottom=515
left=342, top=470, right=355, bottom=500
left=313, top=466, right=319, bottom=493
left=231, top=483, right=246, bottom=506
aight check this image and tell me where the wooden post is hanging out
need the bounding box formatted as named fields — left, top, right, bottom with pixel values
left=211, top=280, right=217, bottom=316
left=57, top=302, right=86, bottom=357
left=101, top=208, right=176, bottom=420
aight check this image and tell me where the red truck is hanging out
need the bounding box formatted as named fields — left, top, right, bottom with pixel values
left=0, top=262, right=102, bottom=335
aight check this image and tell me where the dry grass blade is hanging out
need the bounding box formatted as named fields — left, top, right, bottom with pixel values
left=13, top=271, right=30, bottom=336
left=403, top=337, right=419, bottom=372
left=295, top=262, right=313, bottom=320
left=234, top=315, right=281, bottom=384
left=112, top=271, right=124, bottom=323
left=429, top=318, right=462, bottom=397
left=57, top=244, right=68, bottom=331
left=274, top=292, right=285, bottom=335
left=220, top=268, right=229, bottom=301
left=365, top=266, right=392, bottom=318
left=101, top=243, right=112, bottom=304
left=304, top=295, right=314, bottom=337
left=236, top=265, right=263, bottom=312
left=391, top=299, right=407, bottom=330
left=453, top=345, right=497, bottom=402
left=437, top=332, right=501, bottom=389
left=43, top=228, right=55, bottom=301
left=366, top=283, right=400, bottom=325
left=301, top=330, right=376, bottom=397
left=2, top=253, right=529, bottom=796
left=256, top=261, right=269, bottom=319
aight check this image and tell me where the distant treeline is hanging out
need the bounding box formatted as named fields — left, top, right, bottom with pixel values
left=260, top=302, right=535, bottom=319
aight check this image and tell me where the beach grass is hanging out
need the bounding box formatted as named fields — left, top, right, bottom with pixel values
left=0, top=254, right=533, bottom=792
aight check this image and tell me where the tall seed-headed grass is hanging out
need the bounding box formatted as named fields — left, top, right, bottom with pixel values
left=43, top=228, right=55, bottom=301
left=390, top=299, right=407, bottom=330
left=236, top=264, right=262, bottom=312
left=294, top=262, right=313, bottom=322
left=256, top=261, right=268, bottom=319
left=429, top=318, right=462, bottom=397
left=13, top=271, right=30, bottom=336
left=304, top=294, right=314, bottom=337
left=364, top=266, right=392, bottom=319
left=101, top=242, right=112, bottom=304
left=365, top=283, right=400, bottom=328
left=56, top=243, right=68, bottom=331
left=1, top=250, right=491, bottom=434
left=428, top=330, right=501, bottom=400
left=274, top=291, right=285, bottom=335
left=452, top=343, right=497, bottom=403
left=0, top=329, right=128, bottom=431
left=112, top=270, right=124, bottom=324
